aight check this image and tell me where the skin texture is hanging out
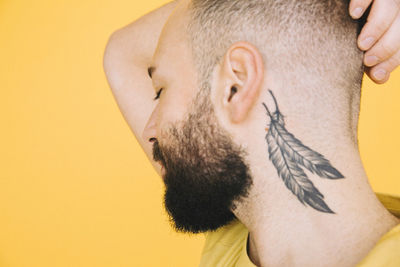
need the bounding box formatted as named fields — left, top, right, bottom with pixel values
left=103, top=1, right=178, bottom=175
left=103, top=0, right=400, bottom=266
left=262, top=90, right=345, bottom=214
left=348, top=0, right=400, bottom=83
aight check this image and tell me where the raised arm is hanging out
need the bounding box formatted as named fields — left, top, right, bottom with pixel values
left=103, top=1, right=177, bottom=175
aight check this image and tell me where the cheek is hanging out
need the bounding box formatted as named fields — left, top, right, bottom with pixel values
left=154, top=106, right=178, bottom=143
left=159, top=90, right=194, bottom=127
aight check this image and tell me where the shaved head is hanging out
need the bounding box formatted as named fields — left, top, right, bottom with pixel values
left=187, top=0, right=366, bottom=86
left=184, top=0, right=369, bottom=141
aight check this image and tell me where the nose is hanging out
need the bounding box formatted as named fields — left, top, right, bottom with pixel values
left=142, top=107, right=158, bottom=144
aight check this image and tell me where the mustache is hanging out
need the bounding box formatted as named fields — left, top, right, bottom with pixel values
left=152, top=140, right=166, bottom=167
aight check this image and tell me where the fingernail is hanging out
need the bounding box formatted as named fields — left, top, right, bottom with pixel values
left=365, top=55, right=379, bottom=66
left=373, top=69, right=387, bottom=80
left=360, top=37, right=375, bottom=50
left=351, top=7, right=363, bottom=18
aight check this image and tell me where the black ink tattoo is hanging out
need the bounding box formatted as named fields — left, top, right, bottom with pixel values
left=262, top=90, right=344, bottom=213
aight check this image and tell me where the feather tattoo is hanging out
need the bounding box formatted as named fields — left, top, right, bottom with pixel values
left=263, top=90, right=344, bottom=213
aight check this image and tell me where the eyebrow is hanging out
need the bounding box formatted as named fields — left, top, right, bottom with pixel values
left=147, top=66, right=155, bottom=79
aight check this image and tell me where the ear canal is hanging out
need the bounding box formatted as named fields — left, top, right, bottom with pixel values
left=228, top=86, right=238, bottom=102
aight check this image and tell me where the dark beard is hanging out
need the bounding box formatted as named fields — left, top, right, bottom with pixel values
left=152, top=88, right=253, bottom=234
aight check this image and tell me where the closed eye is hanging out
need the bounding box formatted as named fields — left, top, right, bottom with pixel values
left=153, top=88, right=163, bottom=101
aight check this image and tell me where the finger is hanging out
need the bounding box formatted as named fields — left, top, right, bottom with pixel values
left=365, top=67, right=391, bottom=84
left=364, top=13, right=400, bottom=67
left=349, top=0, right=373, bottom=19
left=358, top=0, right=400, bottom=51
left=365, top=49, right=400, bottom=83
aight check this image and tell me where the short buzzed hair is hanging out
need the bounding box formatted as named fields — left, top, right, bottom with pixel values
left=185, top=0, right=369, bottom=140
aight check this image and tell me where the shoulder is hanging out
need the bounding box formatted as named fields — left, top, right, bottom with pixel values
left=357, top=223, right=400, bottom=267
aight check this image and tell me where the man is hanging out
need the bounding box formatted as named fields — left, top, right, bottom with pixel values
left=103, top=0, right=400, bottom=266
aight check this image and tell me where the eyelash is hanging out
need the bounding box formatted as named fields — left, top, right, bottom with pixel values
left=153, top=88, right=163, bottom=101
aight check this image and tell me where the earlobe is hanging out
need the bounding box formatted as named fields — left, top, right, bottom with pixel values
left=219, top=41, right=264, bottom=124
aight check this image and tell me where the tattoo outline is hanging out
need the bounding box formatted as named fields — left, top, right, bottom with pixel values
left=262, top=90, right=344, bottom=213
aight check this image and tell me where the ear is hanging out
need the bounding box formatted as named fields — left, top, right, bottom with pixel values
left=218, top=41, right=264, bottom=124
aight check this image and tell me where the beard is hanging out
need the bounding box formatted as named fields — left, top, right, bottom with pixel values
left=152, top=86, right=253, bottom=234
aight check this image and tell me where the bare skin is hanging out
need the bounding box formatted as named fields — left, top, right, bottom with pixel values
left=103, top=1, right=178, bottom=175
left=103, top=1, right=400, bottom=266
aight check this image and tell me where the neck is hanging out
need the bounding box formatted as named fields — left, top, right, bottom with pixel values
left=232, top=135, right=400, bottom=267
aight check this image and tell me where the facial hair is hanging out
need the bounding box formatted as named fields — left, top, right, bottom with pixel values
left=152, top=87, right=253, bottom=234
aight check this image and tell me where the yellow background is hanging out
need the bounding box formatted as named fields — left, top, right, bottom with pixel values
left=0, top=0, right=399, bottom=266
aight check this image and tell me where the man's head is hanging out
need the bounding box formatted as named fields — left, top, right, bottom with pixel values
left=143, top=0, right=367, bottom=233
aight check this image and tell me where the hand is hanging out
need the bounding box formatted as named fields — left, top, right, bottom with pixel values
left=349, top=0, right=400, bottom=84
